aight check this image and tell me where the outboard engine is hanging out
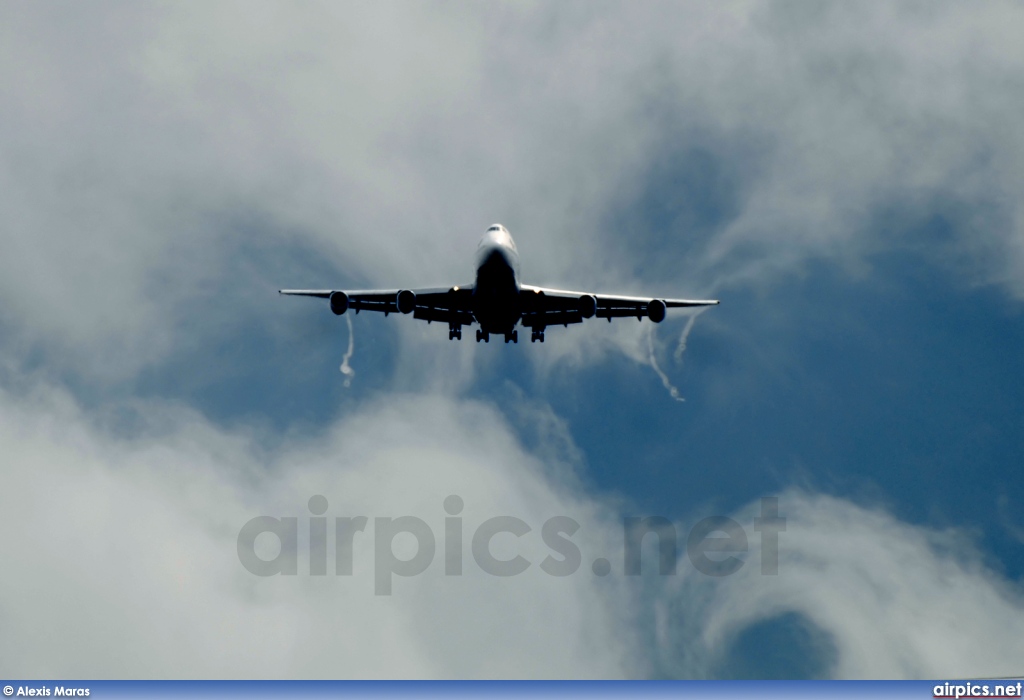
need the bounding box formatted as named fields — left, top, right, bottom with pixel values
left=330, top=291, right=349, bottom=315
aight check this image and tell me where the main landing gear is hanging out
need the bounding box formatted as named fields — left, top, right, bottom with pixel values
left=452, top=327, right=531, bottom=343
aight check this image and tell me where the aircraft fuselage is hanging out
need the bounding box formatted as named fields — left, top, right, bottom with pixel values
left=472, top=225, right=522, bottom=335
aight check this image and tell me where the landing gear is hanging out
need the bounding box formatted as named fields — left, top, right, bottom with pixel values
left=531, top=329, right=545, bottom=343
left=504, top=330, right=518, bottom=344
left=448, top=324, right=462, bottom=340
left=476, top=329, right=490, bottom=343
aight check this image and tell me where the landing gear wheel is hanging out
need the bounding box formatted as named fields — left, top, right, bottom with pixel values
left=531, top=329, right=545, bottom=343
left=505, top=330, right=518, bottom=344
left=476, top=329, right=489, bottom=343
left=448, top=325, right=462, bottom=340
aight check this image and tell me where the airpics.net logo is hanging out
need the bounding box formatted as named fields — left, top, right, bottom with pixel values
left=934, top=682, right=1023, bottom=698
left=236, top=496, right=786, bottom=595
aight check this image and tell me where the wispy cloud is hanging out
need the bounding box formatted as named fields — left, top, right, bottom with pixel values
left=654, top=491, right=1024, bottom=679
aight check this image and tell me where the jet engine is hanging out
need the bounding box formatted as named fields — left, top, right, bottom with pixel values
left=647, top=299, right=666, bottom=323
left=578, top=294, right=597, bottom=319
left=396, top=289, right=416, bottom=314
left=330, top=291, right=349, bottom=316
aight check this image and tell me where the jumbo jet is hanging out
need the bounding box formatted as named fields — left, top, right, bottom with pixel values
left=280, top=224, right=719, bottom=343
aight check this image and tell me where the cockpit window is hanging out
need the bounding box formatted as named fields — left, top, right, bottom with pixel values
left=488, top=226, right=500, bottom=231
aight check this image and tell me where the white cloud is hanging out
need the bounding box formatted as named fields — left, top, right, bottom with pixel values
left=0, top=383, right=637, bottom=678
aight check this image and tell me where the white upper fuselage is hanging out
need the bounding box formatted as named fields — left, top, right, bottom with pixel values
left=475, top=224, right=520, bottom=285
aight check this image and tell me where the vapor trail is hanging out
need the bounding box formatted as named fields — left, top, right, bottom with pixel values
left=647, top=325, right=685, bottom=402
left=339, top=314, right=355, bottom=387
left=673, top=307, right=708, bottom=364
left=647, top=308, right=709, bottom=402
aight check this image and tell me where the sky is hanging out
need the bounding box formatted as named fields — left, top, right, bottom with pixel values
left=1, top=0, right=1023, bottom=680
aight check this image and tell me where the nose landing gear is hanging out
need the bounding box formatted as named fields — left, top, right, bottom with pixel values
left=504, top=330, right=518, bottom=344
left=448, top=324, right=462, bottom=340
left=476, top=329, right=490, bottom=343
left=530, top=329, right=545, bottom=343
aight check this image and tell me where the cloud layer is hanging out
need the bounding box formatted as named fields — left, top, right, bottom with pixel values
left=3, top=2, right=1024, bottom=379
left=2, top=385, right=1022, bottom=678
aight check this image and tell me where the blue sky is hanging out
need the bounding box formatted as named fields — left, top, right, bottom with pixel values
left=1, top=0, right=1023, bottom=680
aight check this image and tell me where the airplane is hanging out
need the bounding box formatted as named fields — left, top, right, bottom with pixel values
left=280, top=224, right=719, bottom=343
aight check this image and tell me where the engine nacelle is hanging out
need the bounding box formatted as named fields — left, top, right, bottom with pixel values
left=578, top=294, right=597, bottom=319
left=647, top=299, right=666, bottom=323
left=329, top=291, right=349, bottom=316
left=396, top=289, right=416, bottom=314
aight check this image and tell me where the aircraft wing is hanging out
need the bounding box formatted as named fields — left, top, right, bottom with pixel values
left=279, top=286, right=477, bottom=325
left=519, top=284, right=719, bottom=328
